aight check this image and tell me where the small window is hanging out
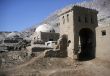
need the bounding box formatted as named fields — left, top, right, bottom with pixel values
left=47, top=43, right=50, bottom=46
left=49, top=39, right=53, bottom=41
left=57, top=23, right=60, bottom=26
left=85, top=16, right=88, bottom=23
left=62, top=16, right=65, bottom=24
left=91, top=16, right=94, bottom=24
left=102, top=30, right=106, bottom=36
left=57, top=23, right=59, bottom=26
left=67, top=14, right=69, bottom=22
left=59, top=23, right=60, bottom=26
left=78, top=16, right=81, bottom=22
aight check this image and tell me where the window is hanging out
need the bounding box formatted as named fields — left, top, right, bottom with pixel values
left=34, top=37, right=36, bottom=40
left=91, top=16, right=94, bottom=24
left=67, top=14, right=69, bottom=22
left=47, top=43, right=50, bottom=46
left=101, top=30, right=106, bottom=36
left=57, top=23, right=60, bottom=26
left=49, top=39, right=53, bottom=41
left=78, top=16, right=81, bottom=22
left=85, top=16, right=88, bottom=23
left=57, top=23, right=59, bottom=26
left=62, top=16, right=65, bottom=24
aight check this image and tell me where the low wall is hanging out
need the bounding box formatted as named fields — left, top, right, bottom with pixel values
left=96, top=26, right=110, bottom=61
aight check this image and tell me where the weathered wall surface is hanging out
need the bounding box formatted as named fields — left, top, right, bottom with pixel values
left=58, top=6, right=98, bottom=59
left=58, top=8, right=74, bottom=59
left=73, top=6, right=98, bottom=59
left=40, top=32, right=59, bottom=42
left=96, top=26, right=110, bottom=61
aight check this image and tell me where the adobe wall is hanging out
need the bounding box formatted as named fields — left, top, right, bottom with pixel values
left=96, top=26, right=110, bottom=61
left=58, top=6, right=98, bottom=59
left=73, top=6, right=98, bottom=58
left=40, top=32, right=59, bottom=42
left=58, top=8, right=74, bottom=59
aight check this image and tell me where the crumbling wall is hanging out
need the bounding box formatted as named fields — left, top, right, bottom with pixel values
left=44, top=34, right=68, bottom=57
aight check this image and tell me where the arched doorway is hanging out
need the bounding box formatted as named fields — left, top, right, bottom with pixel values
left=78, top=28, right=95, bottom=60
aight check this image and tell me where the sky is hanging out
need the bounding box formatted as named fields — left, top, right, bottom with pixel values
left=0, top=0, right=88, bottom=32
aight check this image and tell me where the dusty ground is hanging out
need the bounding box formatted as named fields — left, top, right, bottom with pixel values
left=0, top=56, right=110, bottom=76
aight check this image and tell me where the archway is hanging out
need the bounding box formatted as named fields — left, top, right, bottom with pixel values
left=78, top=28, right=95, bottom=60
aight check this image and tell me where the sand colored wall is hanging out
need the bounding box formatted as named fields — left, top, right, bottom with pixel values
left=73, top=6, right=98, bottom=57
left=96, top=26, right=110, bottom=61
left=40, top=32, right=59, bottom=42
left=58, top=6, right=98, bottom=59
left=58, top=8, right=74, bottom=59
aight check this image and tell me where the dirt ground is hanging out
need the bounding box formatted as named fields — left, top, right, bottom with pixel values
left=0, top=56, right=110, bottom=76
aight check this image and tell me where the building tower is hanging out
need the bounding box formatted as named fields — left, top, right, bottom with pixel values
left=58, top=6, right=98, bottom=59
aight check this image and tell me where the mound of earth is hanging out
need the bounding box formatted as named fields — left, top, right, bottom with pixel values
left=0, top=56, right=110, bottom=76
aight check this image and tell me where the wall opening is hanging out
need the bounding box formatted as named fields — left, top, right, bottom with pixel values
left=49, top=39, right=53, bottom=41
left=78, top=28, right=95, bottom=60
left=67, top=14, right=69, bottom=22
left=85, top=16, right=88, bottom=23
left=101, top=30, right=106, bottom=36
left=62, top=16, right=65, bottom=24
left=78, top=16, right=81, bottom=22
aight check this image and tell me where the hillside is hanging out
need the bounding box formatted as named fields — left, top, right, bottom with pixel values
left=23, top=0, right=110, bottom=36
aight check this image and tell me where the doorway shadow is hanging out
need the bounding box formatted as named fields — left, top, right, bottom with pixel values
left=78, top=28, right=96, bottom=61
left=77, top=56, right=95, bottom=61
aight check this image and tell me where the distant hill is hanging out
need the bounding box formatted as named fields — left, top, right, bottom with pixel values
left=0, top=32, right=11, bottom=41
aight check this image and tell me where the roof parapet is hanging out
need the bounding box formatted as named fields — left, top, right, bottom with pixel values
left=58, top=5, right=98, bottom=16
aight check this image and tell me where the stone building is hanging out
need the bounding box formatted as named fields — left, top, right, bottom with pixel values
left=31, top=24, right=59, bottom=43
left=56, top=5, right=110, bottom=61
left=58, top=6, right=98, bottom=59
